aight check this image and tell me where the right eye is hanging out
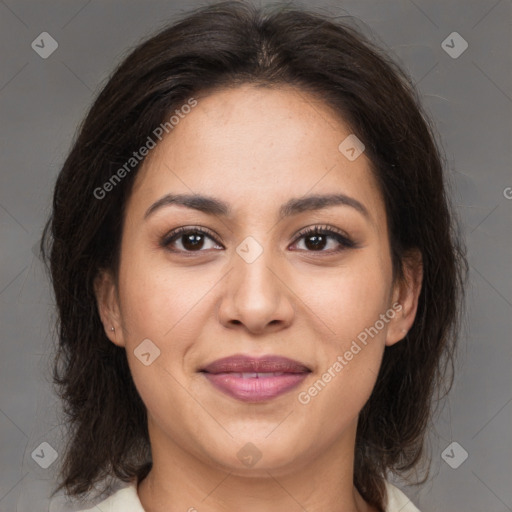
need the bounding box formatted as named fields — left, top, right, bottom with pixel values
left=160, top=226, right=224, bottom=253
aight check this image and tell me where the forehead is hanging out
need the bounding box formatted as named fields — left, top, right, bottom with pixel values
left=129, top=84, right=386, bottom=228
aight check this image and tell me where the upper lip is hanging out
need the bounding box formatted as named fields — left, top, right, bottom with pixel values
left=201, top=355, right=311, bottom=374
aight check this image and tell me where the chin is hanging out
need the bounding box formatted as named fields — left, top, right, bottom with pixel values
left=198, top=430, right=313, bottom=476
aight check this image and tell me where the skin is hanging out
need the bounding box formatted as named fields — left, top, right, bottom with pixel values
left=95, top=84, right=423, bottom=512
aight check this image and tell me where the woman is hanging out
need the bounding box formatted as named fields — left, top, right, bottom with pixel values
left=41, top=2, right=468, bottom=511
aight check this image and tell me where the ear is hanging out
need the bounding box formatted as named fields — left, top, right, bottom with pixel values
left=93, top=269, right=126, bottom=348
left=385, top=249, right=423, bottom=347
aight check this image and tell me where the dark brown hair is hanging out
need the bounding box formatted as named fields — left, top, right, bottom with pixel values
left=41, top=2, right=468, bottom=510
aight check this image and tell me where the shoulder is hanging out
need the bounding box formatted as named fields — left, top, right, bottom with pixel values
left=384, top=480, right=421, bottom=512
left=77, top=479, right=144, bottom=512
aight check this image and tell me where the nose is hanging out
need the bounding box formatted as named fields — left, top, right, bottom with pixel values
left=217, top=241, right=295, bottom=335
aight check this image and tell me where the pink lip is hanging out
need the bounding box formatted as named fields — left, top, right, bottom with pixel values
left=200, top=355, right=311, bottom=402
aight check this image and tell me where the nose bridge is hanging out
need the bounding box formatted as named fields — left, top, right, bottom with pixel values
left=218, top=231, right=293, bottom=332
left=232, top=233, right=280, bottom=303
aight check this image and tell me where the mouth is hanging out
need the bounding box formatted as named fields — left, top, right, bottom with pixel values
left=199, top=355, right=311, bottom=402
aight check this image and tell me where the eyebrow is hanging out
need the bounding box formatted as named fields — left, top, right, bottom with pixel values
left=144, top=192, right=371, bottom=222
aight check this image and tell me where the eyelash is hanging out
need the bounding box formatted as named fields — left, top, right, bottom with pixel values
left=160, top=225, right=357, bottom=255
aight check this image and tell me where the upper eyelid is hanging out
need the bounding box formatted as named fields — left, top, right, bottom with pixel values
left=295, top=224, right=351, bottom=239
left=161, top=226, right=220, bottom=245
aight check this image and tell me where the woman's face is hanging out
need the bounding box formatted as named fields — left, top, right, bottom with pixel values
left=96, top=84, right=421, bottom=477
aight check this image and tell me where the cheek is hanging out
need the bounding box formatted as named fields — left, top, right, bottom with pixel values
left=298, top=258, right=391, bottom=339
left=118, top=253, right=211, bottom=339
left=297, top=255, right=391, bottom=407
left=117, top=255, right=216, bottom=393
left=118, top=266, right=199, bottom=416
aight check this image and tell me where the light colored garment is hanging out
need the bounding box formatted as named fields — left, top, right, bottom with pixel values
left=77, top=478, right=420, bottom=511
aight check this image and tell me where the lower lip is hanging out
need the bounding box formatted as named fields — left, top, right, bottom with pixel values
left=203, top=372, right=309, bottom=402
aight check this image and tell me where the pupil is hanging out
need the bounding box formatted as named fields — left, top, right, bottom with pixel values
left=183, top=233, right=203, bottom=250
left=306, top=234, right=326, bottom=251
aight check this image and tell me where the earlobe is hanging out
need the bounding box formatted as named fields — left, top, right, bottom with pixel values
left=385, top=249, right=423, bottom=347
left=93, top=269, right=125, bottom=347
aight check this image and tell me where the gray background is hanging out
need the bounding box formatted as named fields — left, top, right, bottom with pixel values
left=0, top=0, right=511, bottom=511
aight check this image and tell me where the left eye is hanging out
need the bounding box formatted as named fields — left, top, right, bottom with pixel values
left=290, top=226, right=356, bottom=253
